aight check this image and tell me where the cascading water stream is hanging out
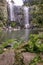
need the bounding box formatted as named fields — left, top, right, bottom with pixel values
left=9, top=1, right=15, bottom=21
left=24, top=6, right=30, bottom=28
left=7, top=0, right=30, bottom=28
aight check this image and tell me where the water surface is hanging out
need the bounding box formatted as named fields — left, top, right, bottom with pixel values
left=0, top=29, right=31, bottom=42
left=0, top=28, right=43, bottom=43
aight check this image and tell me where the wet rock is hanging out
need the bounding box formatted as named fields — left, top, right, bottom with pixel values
left=4, top=45, right=11, bottom=48
left=22, top=52, right=36, bottom=65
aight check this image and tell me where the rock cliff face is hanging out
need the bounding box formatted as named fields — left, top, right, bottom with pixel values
left=0, top=0, right=8, bottom=22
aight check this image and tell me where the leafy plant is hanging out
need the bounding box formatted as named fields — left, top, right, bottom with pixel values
left=13, top=39, right=24, bottom=49
left=29, top=55, right=43, bottom=65
left=24, top=34, right=43, bottom=53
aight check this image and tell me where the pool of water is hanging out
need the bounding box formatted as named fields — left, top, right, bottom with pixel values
left=0, top=28, right=43, bottom=43
left=0, top=29, right=31, bottom=42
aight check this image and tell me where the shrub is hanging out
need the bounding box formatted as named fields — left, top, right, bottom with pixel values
left=10, top=22, right=17, bottom=27
left=0, top=21, right=3, bottom=27
left=24, top=34, right=43, bottom=53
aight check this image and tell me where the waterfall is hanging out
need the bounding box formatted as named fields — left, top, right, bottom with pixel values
left=23, top=6, right=30, bottom=28
left=25, top=29, right=30, bottom=41
left=9, top=2, right=15, bottom=21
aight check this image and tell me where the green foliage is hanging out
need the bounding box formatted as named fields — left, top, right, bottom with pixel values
left=0, top=46, right=4, bottom=54
left=24, top=34, right=43, bottom=53
left=0, top=39, right=16, bottom=54
left=10, top=22, right=17, bottom=27
left=32, top=14, right=43, bottom=26
left=29, top=55, right=43, bottom=65
left=0, top=9, right=4, bottom=21
left=0, top=21, right=3, bottom=27
left=29, top=0, right=43, bottom=27
left=13, top=39, right=24, bottom=49
left=0, top=38, right=24, bottom=54
left=0, top=9, right=7, bottom=27
left=24, top=2, right=30, bottom=6
left=14, top=52, right=24, bottom=65
left=1, top=39, right=15, bottom=48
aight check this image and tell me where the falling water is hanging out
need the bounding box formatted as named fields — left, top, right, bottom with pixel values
left=25, top=29, right=30, bottom=41
left=9, top=1, right=15, bottom=21
left=24, top=6, right=30, bottom=28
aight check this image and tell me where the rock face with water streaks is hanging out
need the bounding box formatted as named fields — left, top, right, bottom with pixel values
left=0, top=0, right=8, bottom=22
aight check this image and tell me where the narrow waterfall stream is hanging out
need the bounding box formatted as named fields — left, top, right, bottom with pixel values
left=9, top=1, right=15, bottom=21
left=23, top=6, right=30, bottom=28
